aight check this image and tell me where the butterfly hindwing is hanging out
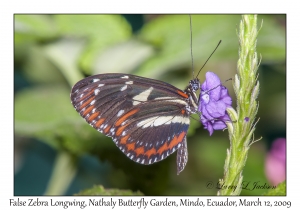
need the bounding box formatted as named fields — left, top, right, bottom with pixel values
left=71, top=73, right=191, bottom=166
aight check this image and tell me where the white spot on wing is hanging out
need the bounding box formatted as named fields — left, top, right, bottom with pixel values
left=117, top=110, right=124, bottom=117
left=90, top=100, right=95, bottom=105
left=132, top=87, right=153, bottom=105
left=94, top=89, right=100, bottom=95
left=120, top=85, right=127, bottom=91
left=153, top=116, right=174, bottom=126
left=92, top=78, right=100, bottom=83
left=156, top=98, right=188, bottom=106
left=121, top=76, right=129, bottom=79
left=141, top=159, right=145, bottom=164
left=154, top=97, right=175, bottom=100
left=98, top=84, right=104, bottom=87
left=125, top=81, right=133, bottom=85
left=137, top=117, right=155, bottom=128
left=137, top=115, right=189, bottom=129
left=171, top=116, right=190, bottom=125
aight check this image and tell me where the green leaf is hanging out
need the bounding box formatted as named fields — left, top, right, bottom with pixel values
left=75, top=185, right=143, bottom=196
left=54, top=15, right=132, bottom=74
left=14, top=15, right=58, bottom=45
left=263, top=181, right=286, bottom=196
left=136, top=15, right=285, bottom=79
left=43, top=38, right=86, bottom=86
left=14, top=15, right=58, bottom=62
left=136, top=15, right=240, bottom=79
left=92, top=39, right=154, bottom=75
left=22, top=45, right=67, bottom=85
left=257, top=15, right=286, bottom=62
left=14, top=86, right=102, bottom=154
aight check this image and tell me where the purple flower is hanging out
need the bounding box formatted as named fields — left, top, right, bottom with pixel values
left=199, top=72, right=232, bottom=135
left=265, top=138, right=286, bottom=185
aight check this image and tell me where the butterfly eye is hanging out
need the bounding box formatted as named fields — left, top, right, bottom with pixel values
left=190, top=79, right=200, bottom=92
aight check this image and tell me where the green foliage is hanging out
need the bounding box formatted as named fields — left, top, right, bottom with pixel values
left=14, top=14, right=286, bottom=196
left=76, top=185, right=143, bottom=196
left=263, top=181, right=286, bottom=196
left=15, top=15, right=58, bottom=44
left=54, top=15, right=132, bottom=73
left=14, top=86, right=100, bottom=153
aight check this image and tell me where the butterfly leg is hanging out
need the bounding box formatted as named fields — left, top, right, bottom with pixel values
left=176, top=136, right=188, bottom=175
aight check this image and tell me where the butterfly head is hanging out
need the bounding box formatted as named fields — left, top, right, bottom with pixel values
left=189, top=78, right=200, bottom=92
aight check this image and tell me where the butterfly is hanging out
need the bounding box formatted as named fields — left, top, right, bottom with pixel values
left=70, top=73, right=201, bottom=175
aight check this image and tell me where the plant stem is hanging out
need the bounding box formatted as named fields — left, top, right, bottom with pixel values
left=44, top=151, right=77, bottom=195
left=218, top=14, right=261, bottom=195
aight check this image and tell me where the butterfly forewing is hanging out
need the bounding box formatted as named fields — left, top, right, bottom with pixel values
left=71, top=73, right=192, bottom=168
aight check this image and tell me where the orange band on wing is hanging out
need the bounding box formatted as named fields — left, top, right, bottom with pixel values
left=88, top=111, right=99, bottom=121
left=95, top=118, right=105, bottom=128
left=157, top=142, right=168, bottom=155
left=120, top=135, right=129, bottom=144
left=116, top=124, right=129, bottom=136
left=103, top=125, right=111, bottom=134
left=79, top=88, right=94, bottom=101
left=82, top=105, right=94, bottom=116
left=121, top=131, right=186, bottom=159
left=144, top=131, right=186, bottom=157
left=177, top=90, right=188, bottom=98
left=169, top=131, right=186, bottom=149
left=115, top=109, right=139, bottom=126
left=80, top=96, right=95, bottom=109
left=135, top=146, right=145, bottom=156
left=145, top=147, right=156, bottom=158
left=126, top=142, right=135, bottom=151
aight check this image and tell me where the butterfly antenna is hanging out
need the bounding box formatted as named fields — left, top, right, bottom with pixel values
left=195, top=40, right=222, bottom=79
left=202, top=78, right=232, bottom=94
left=189, top=15, right=195, bottom=79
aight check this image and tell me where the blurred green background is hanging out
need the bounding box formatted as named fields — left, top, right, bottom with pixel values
left=14, top=14, right=286, bottom=195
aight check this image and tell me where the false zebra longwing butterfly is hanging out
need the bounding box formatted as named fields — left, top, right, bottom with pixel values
left=70, top=17, right=225, bottom=175
left=70, top=74, right=200, bottom=174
